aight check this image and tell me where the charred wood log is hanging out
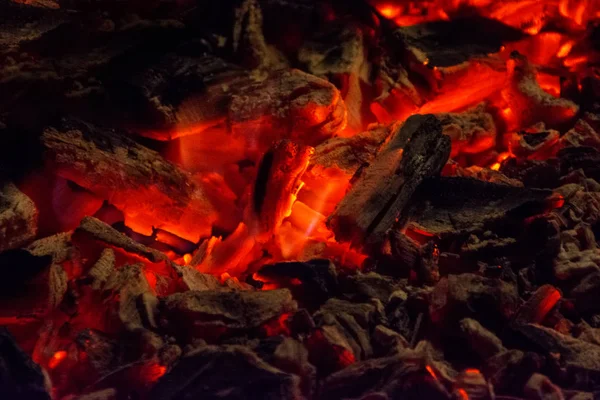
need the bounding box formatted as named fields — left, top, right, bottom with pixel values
left=43, top=120, right=237, bottom=242
left=328, top=114, right=451, bottom=249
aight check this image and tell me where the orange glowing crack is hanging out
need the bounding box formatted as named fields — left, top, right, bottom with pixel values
left=48, top=350, right=67, bottom=369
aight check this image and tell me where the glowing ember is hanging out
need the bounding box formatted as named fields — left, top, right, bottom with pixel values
left=48, top=350, right=67, bottom=369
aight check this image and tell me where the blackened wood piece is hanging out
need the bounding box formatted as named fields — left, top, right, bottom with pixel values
left=149, top=345, right=302, bottom=400
left=406, top=177, right=552, bottom=236
left=0, top=328, right=50, bottom=400
left=43, top=119, right=227, bottom=242
left=394, top=17, right=524, bottom=68
left=255, top=259, right=337, bottom=309
left=161, top=289, right=297, bottom=333
left=0, top=183, right=38, bottom=252
left=76, top=217, right=167, bottom=263
left=329, top=114, right=450, bottom=248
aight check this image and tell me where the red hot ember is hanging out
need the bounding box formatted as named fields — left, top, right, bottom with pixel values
left=0, top=0, right=599, bottom=399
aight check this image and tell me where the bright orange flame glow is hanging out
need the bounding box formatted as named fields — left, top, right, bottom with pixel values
left=557, top=41, right=574, bottom=58
left=490, top=162, right=501, bottom=171
left=465, top=368, right=481, bottom=375
left=378, top=4, right=401, bottom=19
left=457, top=388, right=470, bottom=400
left=564, top=55, right=588, bottom=68
left=48, top=351, right=67, bottom=369
left=183, top=254, right=192, bottom=264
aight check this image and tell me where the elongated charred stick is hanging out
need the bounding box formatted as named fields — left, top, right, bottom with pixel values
left=42, top=118, right=236, bottom=242
left=328, top=114, right=450, bottom=248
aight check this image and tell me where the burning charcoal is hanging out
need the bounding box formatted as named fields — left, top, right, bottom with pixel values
left=26, top=232, right=74, bottom=264
left=298, top=20, right=370, bottom=131
left=436, top=104, right=497, bottom=157
left=0, top=182, right=38, bottom=252
left=149, top=345, right=302, bottom=400
left=318, top=341, right=452, bottom=400
left=430, top=273, right=520, bottom=332
left=43, top=120, right=237, bottom=242
left=75, top=217, right=168, bottom=263
left=453, top=369, right=494, bottom=400
left=570, top=271, right=600, bottom=314
left=329, top=114, right=451, bottom=248
left=173, top=265, right=221, bottom=292
left=111, top=52, right=250, bottom=141
left=406, top=177, right=552, bottom=238
left=512, top=285, right=562, bottom=326
left=161, top=289, right=297, bottom=339
left=340, top=271, right=401, bottom=303
left=507, top=129, right=561, bottom=160
left=88, top=248, right=116, bottom=290
left=249, top=140, right=313, bottom=238
left=379, top=230, right=421, bottom=278
left=0, top=328, right=50, bottom=400
left=255, top=259, right=338, bottom=309
left=500, top=157, right=561, bottom=188
left=459, top=318, right=505, bottom=359
left=229, top=69, right=347, bottom=147
left=518, top=323, right=600, bottom=379
left=524, top=373, right=564, bottom=400
left=502, top=52, right=579, bottom=128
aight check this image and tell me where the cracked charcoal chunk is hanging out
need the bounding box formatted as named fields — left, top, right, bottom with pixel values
left=149, top=345, right=302, bottom=400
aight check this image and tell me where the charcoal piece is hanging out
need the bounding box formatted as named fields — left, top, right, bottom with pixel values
left=429, top=273, right=520, bottom=332
left=161, top=289, right=297, bottom=336
left=255, top=259, right=338, bottom=309
left=0, top=1, right=66, bottom=51
left=554, top=225, right=600, bottom=280
left=232, top=0, right=288, bottom=71
left=229, top=69, right=347, bottom=147
left=26, top=232, right=74, bottom=264
left=88, top=248, right=116, bottom=290
left=502, top=52, right=579, bottom=128
left=571, top=271, right=600, bottom=314
left=173, top=265, right=221, bottom=291
left=395, top=17, right=523, bottom=69
left=559, top=120, right=600, bottom=150
left=250, top=140, right=314, bottom=237
left=372, top=325, right=410, bottom=356
left=559, top=146, right=600, bottom=183
left=452, top=369, right=494, bottom=400
left=501, top=157, right=561, bottom=189
left=459, top=318, right=505, bottom=359
left=518, top=324, right=600, bottom=378
left=524, top=373, right=564, bottom=400
left=269, top=337, right=316, bottom=397
left=298, top=19, right=370, bottom=131
left=318, top=342, right=450, bottom=400
left=0, top=328, right=50, bottom=400
left=406, top=177, right=552, bottom=237
left=43, top=119, right=236, bottom=242
left=436, top=104, right=496, bottom=157
left=484, top=350, right=543, bottom=396
left=0, top=182, right=38, bottom=252
left=311, top=298, right=380, bottom=364
left=329, top=114, right=451, bottom=248
left=76, top=217, right=167, bottom=263
left=74, top=388, right=118, bottom=400
left=340, top=272, right=400, bottom=303
left=512, top=285, right=562, bottom=326
left=149, top=345, right=302, bottom=400
left=108, top=53, right=249, bottom=140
